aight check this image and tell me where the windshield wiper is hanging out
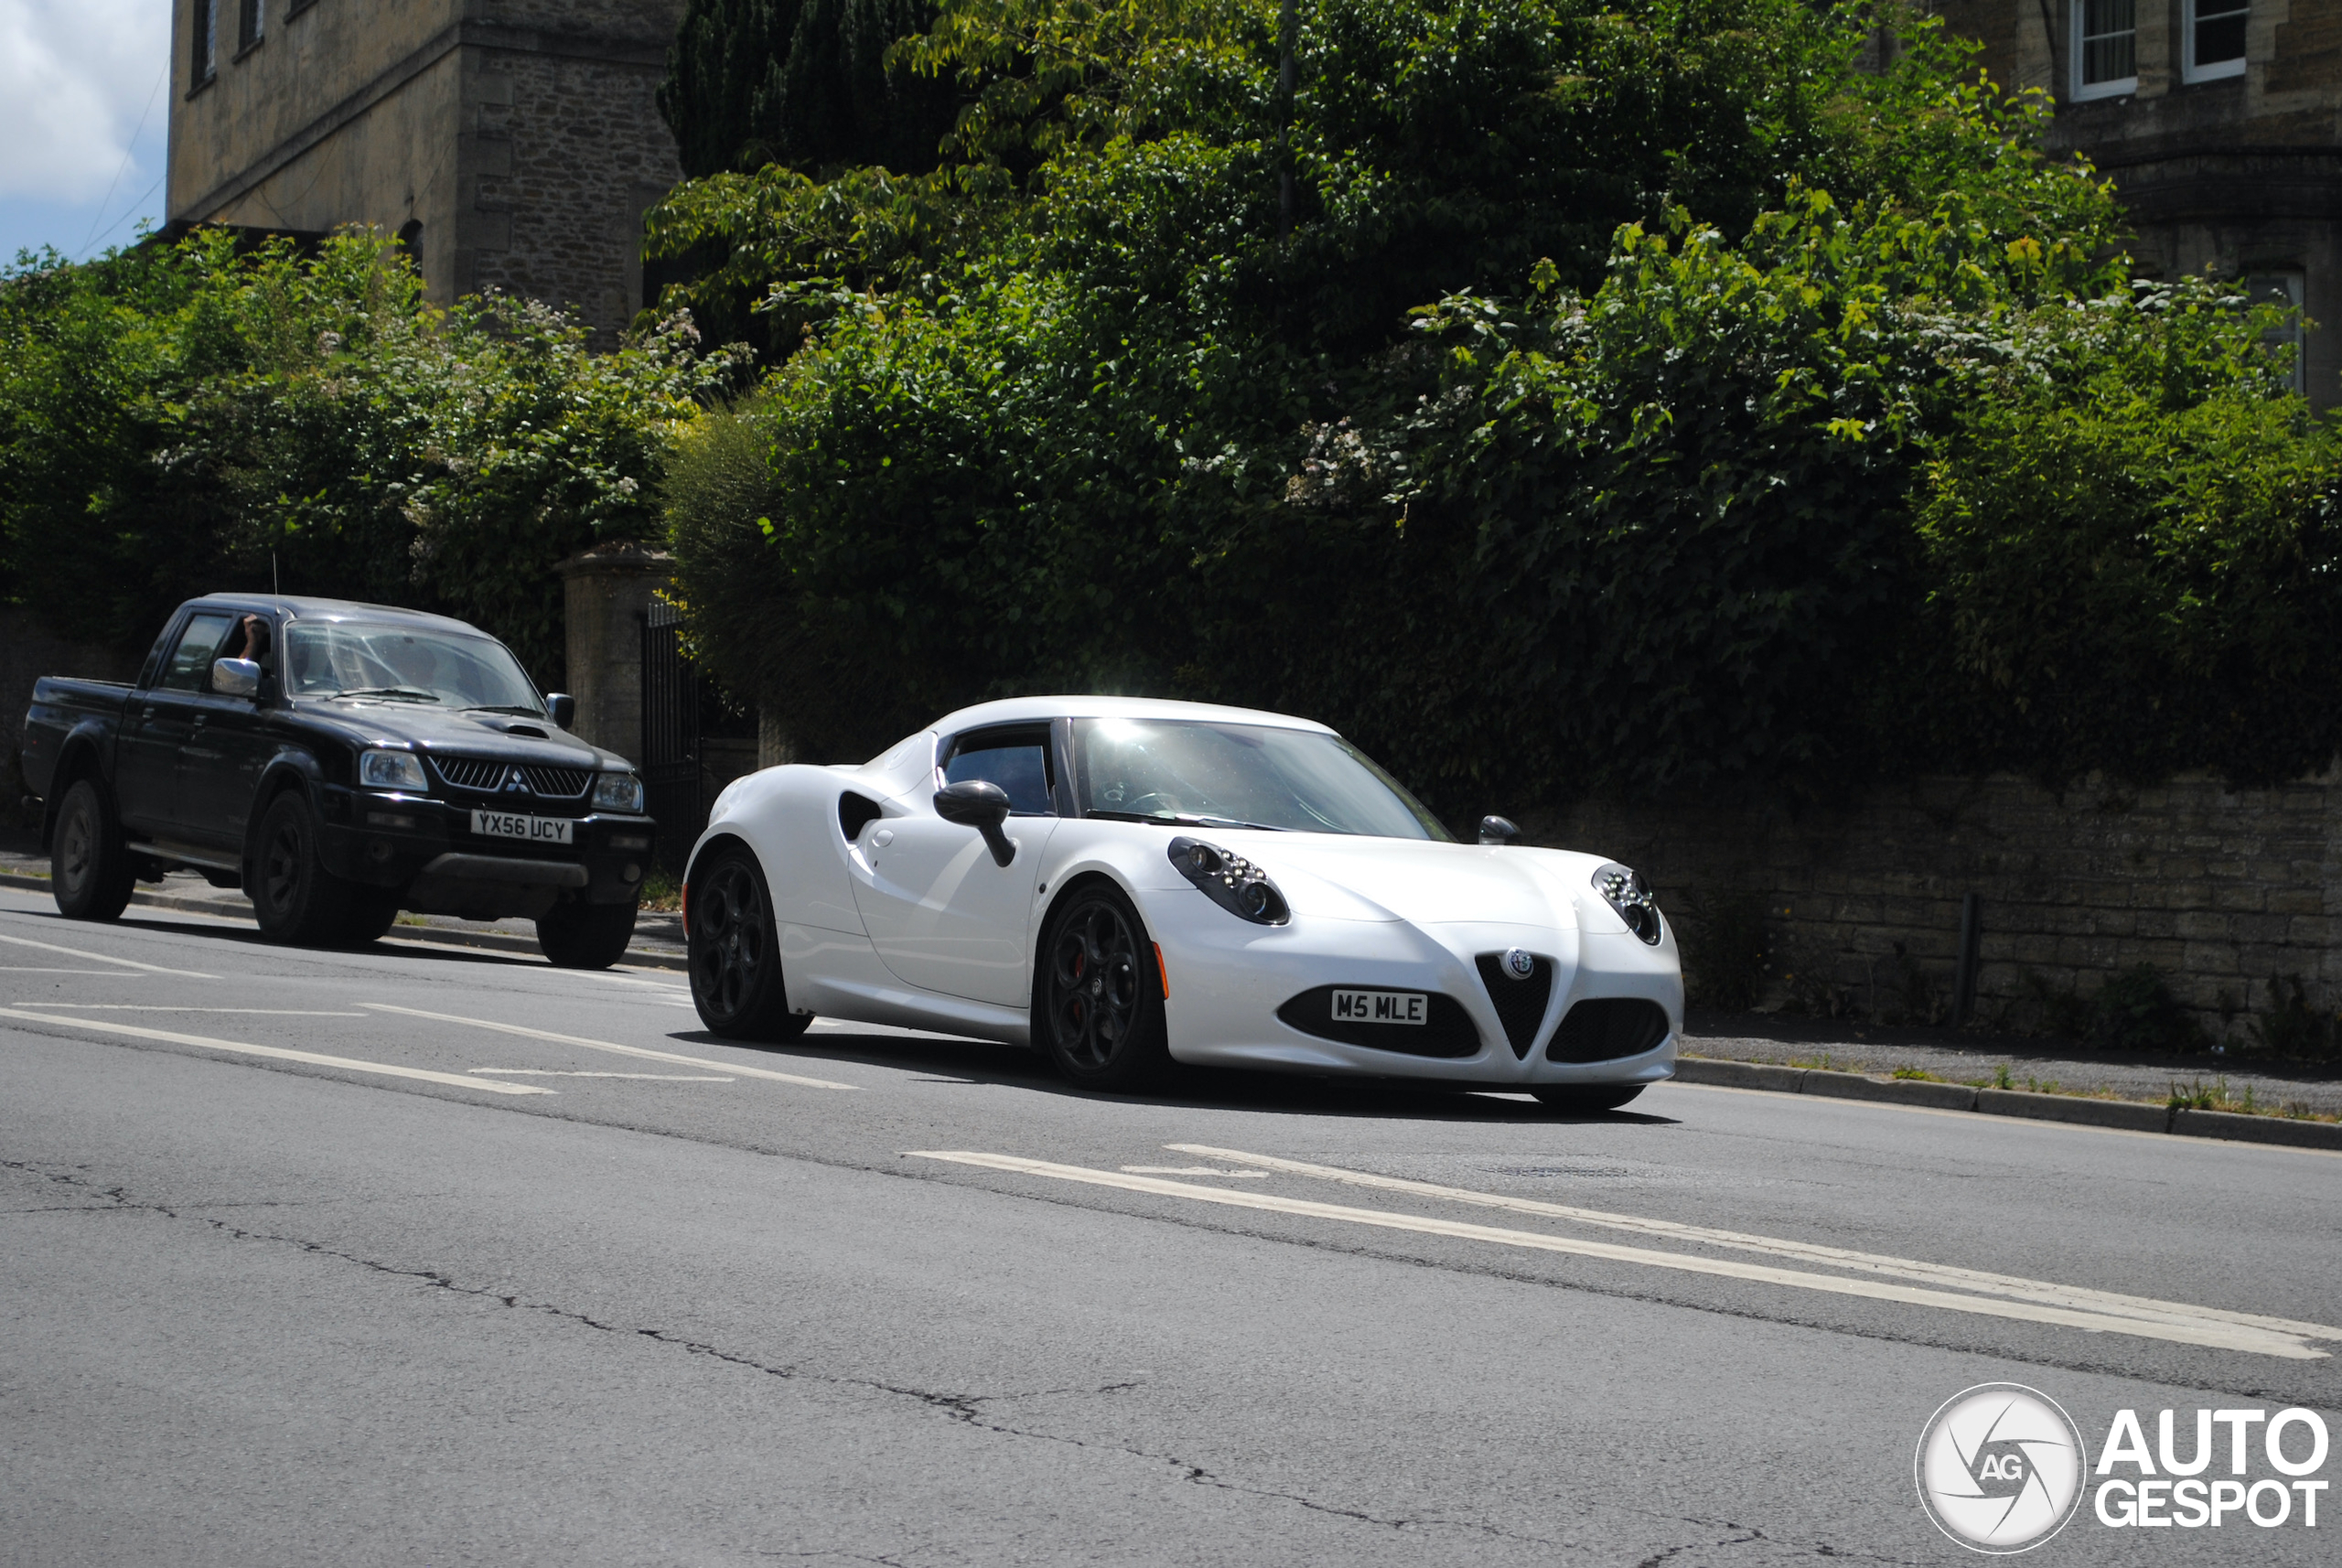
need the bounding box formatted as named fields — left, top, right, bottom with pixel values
left=1086, top=810, right=1288, bottom=832
left=331, top=687, right=440, bottom=703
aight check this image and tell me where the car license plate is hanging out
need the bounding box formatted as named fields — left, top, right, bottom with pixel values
left=470, top=809, right=574, bottom=846
left=1331, top=989, right=1426, bottom=1026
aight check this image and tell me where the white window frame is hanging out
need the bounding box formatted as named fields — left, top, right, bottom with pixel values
left=2183, top=0, right=2249, bottom=85
left=2070, top=0, right=2138, bottom=102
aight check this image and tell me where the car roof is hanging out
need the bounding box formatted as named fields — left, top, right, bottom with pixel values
left=184, top=596, right=489, bottom=636
left=929, top=695, right=1338, bottom=735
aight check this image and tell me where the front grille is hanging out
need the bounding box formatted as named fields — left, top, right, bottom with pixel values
left=1474, top=952, right=1554, bottom=1059
left=429, top=755, right=592, bottom=799
left=1275, top=987, right=1480, bottom=1058
left=1546, top=999, right=1671, bottom=1063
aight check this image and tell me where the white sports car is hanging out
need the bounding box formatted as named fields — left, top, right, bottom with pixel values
left=682, top=698, right=1681, bottom=1108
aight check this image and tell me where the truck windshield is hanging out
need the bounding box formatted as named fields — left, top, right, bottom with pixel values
left=283, top=623, right=543, bottom=713
left=1072, top=718, right=1453, bottom=840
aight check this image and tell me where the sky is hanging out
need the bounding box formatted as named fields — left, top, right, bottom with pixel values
left=1, top=0, right=173, bottom=265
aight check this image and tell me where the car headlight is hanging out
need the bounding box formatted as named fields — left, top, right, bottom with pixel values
left=359, top=748, right=427, bottom=791
left=1593, top=863, right=1663, bottom=944
left=592, top=771, right=646, bottom=813
left=1168, top=836, right=1290, bottom=926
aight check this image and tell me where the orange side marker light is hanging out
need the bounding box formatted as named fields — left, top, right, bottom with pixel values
left=1154, top=942, right=1169, bottom=1000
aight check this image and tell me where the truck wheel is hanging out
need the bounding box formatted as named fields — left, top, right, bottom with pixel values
left=248, top=790, right=350, bottom=946
left=336, top=889, right=402, bottom=948
left=51, top=779, right=134, bottom=921
left=536, top=897, right=637, bottom=970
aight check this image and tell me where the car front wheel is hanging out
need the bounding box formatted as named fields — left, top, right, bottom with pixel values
left=248, top=790, right=351, bottom=946
left=688, top=848, right=809, bottom=1039
left=1037, top=885, right=1169, bottom=1091
left=50, top=779, right=134, bottom=921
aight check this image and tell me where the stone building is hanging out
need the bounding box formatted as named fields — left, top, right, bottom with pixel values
left=167, top=0, right=687, bottom=344
left=1928, top=1, right=2342, bottom=405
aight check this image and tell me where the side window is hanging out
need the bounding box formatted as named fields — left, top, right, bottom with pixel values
left=158, top=614, right=236, bottom=693
left=942, top=730, right=1055, bottom=815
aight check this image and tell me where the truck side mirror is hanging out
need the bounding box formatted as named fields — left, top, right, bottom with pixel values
left=934, top=779, right=1016, bottom=866
left=212, top=658, right=263, bottom=700
left=546, top=693, right=576, bottom=729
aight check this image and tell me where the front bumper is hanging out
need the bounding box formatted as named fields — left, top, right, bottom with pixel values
left=1153, top=901, right=1682, bottom=1086
left=314, top=784, right=656, bottom=912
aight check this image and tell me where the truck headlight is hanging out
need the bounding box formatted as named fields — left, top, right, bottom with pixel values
left=592, top=772, right=646, bottom=813
left=1593, top=863, right=1663, bottom=944
left=1168, top=836, right=1290, bottom=926
left=359, top=748, right=427, bottom=791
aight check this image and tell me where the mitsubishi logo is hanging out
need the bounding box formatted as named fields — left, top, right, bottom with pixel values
left=503, top=768, right=531, bottom=794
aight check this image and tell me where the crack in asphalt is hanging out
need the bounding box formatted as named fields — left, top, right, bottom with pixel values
left=1, top=1156, right=1906, bottom=1560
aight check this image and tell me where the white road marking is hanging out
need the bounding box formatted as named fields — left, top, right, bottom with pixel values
left=16, top=1006, right=365, bottom=1015
left=909, top=1151, right=2328, bottom=1359
left=1169, top=1143, right=2342, bottom=1346
left=1121, top=1165, right=1272, bottom=1178
left=470, top=1069, right=735, bottom=1080
left=0, top=1005, right=553, bottom=1096
left=0, top=967, right=149, bottom=975
left=360, top=1004, right=861, bottom=1090
left=0, top=930, right=214, bottom=979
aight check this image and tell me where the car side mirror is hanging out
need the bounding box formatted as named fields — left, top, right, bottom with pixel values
left=1478, top=814, right=1520, bottom=846
left=546, top=693, right=576, bottom=729
left=934, top=779, right=1016, bottom=866
left=212, top=658, right=263, bottom=700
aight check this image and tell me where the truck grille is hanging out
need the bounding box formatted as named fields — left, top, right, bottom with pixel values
left=430, top=756, right=593, bottom=799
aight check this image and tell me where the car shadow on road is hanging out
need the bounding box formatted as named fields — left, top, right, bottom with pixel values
left=665, top=1026, right=1679, bottom=1126
left=57, top=910, right=553, bottom=970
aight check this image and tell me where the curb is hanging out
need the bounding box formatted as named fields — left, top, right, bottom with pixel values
left=0, top=869, right=688, bottom=973
left=1673, top=1056, right=2342, bottom=1151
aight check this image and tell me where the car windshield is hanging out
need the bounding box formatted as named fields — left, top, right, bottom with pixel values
left=283, top=622, right=543, bottom=713
left=1072, top=718, right=1453, bottom=840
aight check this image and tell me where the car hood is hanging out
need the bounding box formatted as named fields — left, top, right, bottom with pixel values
left=288, top=700, right=623, bottom=768
left=1225, top=835, right=1598, bottom=929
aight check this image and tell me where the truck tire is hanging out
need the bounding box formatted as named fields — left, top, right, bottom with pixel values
left=536, top=897, right=638, bottom=970
left=248, top=790, right=351, bottom=946
left=336, top=888, right=402, bottom=948
left=51, top=779, right=134, bottom=921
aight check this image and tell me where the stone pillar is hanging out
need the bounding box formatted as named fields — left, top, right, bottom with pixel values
left=557, top=542, right=671, bottom=763
left=757, top=709, right=795, bottom=769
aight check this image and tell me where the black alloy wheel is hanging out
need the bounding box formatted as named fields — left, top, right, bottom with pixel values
left=1531, top=1084, right=1645, bottom=1114
left=688, top=848, right=809, bottom=1039
left=50, top=779, right=134, bottom=921
left=248, top=790, right=350, bottom=946
left=1038, top=886, right=1168, bottom=1090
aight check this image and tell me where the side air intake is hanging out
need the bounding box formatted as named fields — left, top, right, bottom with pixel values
left=1545, top=999, right=1671, bottom=1063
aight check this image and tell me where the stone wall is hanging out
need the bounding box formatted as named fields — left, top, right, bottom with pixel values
left=1527, top=771, right=2342, bottom=1041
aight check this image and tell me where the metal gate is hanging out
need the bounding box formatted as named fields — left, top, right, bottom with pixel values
left=639, top=599, right=700, bottom=875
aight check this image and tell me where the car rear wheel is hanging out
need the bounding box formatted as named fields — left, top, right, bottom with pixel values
left=50, top=779, right=134, bottom=921
left=1038, top=885, right=1168, bottom=1091
left=538, top=897, right=638, bottom=970
left=688, top=848, right=808, bottom=1039
left=1531, top=1084, right=1644, bottom=1114
left=248, top=790, right=351, bottom=946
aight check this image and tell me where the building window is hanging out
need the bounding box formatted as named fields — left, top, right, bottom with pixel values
left=237, top=0, right=263, bottom=52
left=2246, top=272, right=2306, bottom=394
left=192, top=0, right=219, bottom=82
left=2185, top=1, right=2248, bottom=83
left=2071, top=0, right=2137, bottom=100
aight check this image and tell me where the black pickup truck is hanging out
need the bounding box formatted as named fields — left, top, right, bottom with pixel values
left=20, top=595, right=656, bottom=968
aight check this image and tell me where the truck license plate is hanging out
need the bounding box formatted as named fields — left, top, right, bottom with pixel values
left=1331, top=989, right=1426, bottom=1026
left=470, top=809, right=574, bottom=845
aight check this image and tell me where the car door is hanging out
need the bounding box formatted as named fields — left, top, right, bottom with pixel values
left=848, top=724, right=1060, bottom=1006
left=115, top=611, right=236, bottom=837
left=180, top=616, right=281, bottom=849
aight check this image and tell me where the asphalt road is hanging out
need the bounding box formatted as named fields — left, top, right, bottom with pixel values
left=4, top=884, right=2337, bottom=1567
